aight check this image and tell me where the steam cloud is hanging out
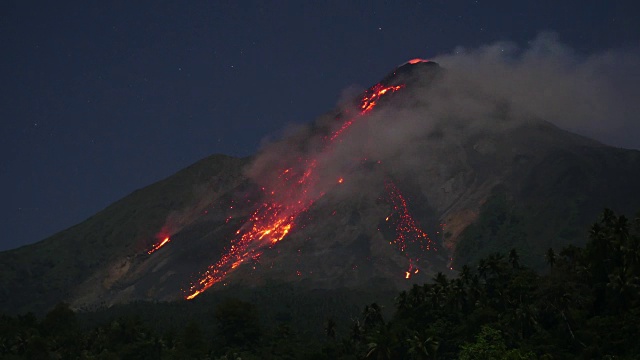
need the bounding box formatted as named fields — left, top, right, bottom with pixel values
left=432, top=32, right=640, bottom=150
left=246, top=33, right=640, bottom=201
left=177, top=34, right=639, bottom=294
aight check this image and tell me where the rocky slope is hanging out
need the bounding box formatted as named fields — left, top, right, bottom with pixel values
left=2, top=60, right=639, bottom=314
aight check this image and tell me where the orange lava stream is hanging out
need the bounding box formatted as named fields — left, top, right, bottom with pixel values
left=384, top=181, right=436, bottom=279
left=407, top=58, right=429, bottom=64
left=330, top=84, right=403, bottom=141
left=185, top=82, right=406, bottom=299
left=147, top=237, right=171, bottom=255
left=186, top=202, right=301, bottom=299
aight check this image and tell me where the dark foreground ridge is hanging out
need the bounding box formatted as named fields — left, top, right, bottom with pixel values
left=1, top=209, right=639, bottom=359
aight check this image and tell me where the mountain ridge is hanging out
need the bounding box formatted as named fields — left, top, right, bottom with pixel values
left=2, top=61, right=640, bottom=314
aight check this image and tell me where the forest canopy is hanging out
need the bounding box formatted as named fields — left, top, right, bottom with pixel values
left=1, top=208, right=639, bottom=359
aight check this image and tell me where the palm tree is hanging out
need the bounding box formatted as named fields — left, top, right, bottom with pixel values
left=486, top=253, right=507, bottom=279
left=545, top=248, right=556, bottom=268
left=602, top=208, right=616, bottom=227
left=613, top=214, right=629, bottom=240
left=349, top=320, right=362, bottom=342
left=559, top=244, right=583, bottom=269
left=433, top=272, right=449, bottom=288
left=621, top=231, right=640, bottom=275
left=508, top=249, right=520, bottom=269
left=409, top=284, right=424, bottom=307
left=607, top=271, right=639, bottom=312
left=467, top=274, right=484, bottom=307
left=325, top=318, right=336, bottom=339
left=407, top=332, right=439, bottom=360
left=541, top=283, right=586, bottom=348
left=395, top=290, right=410, bottom=313
left=504, top=302, right=538, bottom=340
left=426, top=283, right=446, bottom=310
left=363, top=303, right=384, bottom=331
left=459, top=265, right=472, bottom=285
left=448, top=278, right=469, bottom=315
left=477, top=258, right=489, bottom=281
left=366, top=324, right=395, bottom=360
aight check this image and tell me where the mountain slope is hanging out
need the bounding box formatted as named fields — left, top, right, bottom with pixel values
left=2, top=60, right=640, bottom=314
left=0, top=154, right=249, bottom=314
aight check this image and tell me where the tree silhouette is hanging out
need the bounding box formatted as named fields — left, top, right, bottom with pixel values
left=508, top=249, right=520, bottom=269
left=545, top=248, right=556, bottom=268
left=214, top=298, right=261, bottom=348
left=325, top=318, right=336, bottom=339
left=407, top=331, right=439, bottom=360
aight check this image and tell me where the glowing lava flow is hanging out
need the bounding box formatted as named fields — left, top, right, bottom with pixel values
left=185, top=82, right=406, bottom=299
left=407, top=58, right=429, bottom=64
left=147, top=237, right=171, bottom=255
left=330, top=84, right=403, bottom=141
left=384, top=181, right=436, bottom=279
left=186, top=202, right=299, bottom=299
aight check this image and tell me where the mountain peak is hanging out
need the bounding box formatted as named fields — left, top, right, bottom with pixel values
left=2, top=59, right=640, bottom=314
left=380, top=59, right=440, bottom=87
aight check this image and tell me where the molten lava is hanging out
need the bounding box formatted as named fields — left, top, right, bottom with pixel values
left=407, top=58, right=429, bottom=64
left=184, top=60, right=434, bottom=299
left=147, top=237, right=171, bottom=255
left=329, top=84, right=404, bottom=141
left=384, top=181, right=436, bottom=278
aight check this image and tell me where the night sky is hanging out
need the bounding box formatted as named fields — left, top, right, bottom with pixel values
left=2, top=1, right=639, bottom=251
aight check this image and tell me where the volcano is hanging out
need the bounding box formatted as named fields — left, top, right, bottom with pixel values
left=2, top=60, right=640, bottom=314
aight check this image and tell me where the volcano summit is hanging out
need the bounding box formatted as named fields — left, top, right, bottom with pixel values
left=1, top=59, right=639, bottom=314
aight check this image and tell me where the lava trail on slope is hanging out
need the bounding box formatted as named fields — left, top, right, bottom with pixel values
left=148, top=59, right=441, bottom=299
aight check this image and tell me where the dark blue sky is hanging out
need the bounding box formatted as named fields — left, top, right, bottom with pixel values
left=1, top=1, right=639, bottom=251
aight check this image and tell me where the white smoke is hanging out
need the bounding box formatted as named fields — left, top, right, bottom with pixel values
left=246, top=33, right=640, bottom=197
left=432, top=32, right=640, bottom=150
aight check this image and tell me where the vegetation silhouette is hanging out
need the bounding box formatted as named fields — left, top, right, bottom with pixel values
left=1, top=208, right=639, bottom=359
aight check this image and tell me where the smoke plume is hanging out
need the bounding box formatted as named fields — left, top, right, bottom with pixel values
left=432, top=32, right=640, bottom=149
left=247, top=32, right=640, bottom=200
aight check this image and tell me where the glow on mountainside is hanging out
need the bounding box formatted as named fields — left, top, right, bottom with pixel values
left=384, top=181, right=436, bottom=279
left=147, top=237, right=170, bottom=255
left=156, top=60, right=438, bottom=299
left=185, top=82, right=407, bottom=299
